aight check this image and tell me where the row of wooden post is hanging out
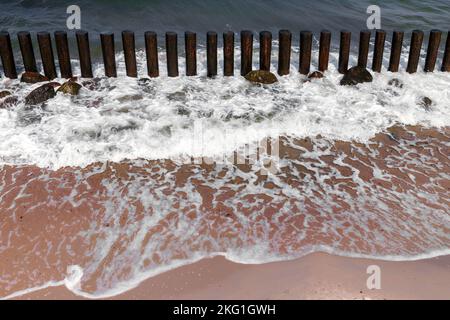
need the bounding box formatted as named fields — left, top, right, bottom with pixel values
left=1, top=29, right=450, bottom=80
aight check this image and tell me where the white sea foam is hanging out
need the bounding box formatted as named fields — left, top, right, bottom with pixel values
left=0, top=45, right=449, bottom=169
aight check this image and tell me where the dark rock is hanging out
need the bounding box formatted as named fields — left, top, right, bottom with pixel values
left=116, top=94, right=143, bottom=103
left=25, top=83, right=56, bottom=105
left=57, top=81, right=82, bottom=95
left=0, top=96, right=19, bottom=109
left=307, top=71, right=324, bottom=79
left=20, top=72, right=49, bottom=84
left=388, top=78, right=403, bottom=88
left=82, top=77, right=103, bottom=90
left=340, top=66, right=373, bottom=86
left=176, top=106, right=191, bottom=116
left=244, top=70, right=278, bottom=84
left=0, top=90, right=11, bottom=99
left=138, top=78, right=151, bottom=85
left=419, top=97, right=432, bottom=111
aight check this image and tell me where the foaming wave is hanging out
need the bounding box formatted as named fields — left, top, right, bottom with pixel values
left=0, top=45, right=449, bottom=169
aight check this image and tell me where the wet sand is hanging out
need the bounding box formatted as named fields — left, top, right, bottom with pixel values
left=1, top=125, right=449, bottom=299
left=15, top=253, right=450, bottom=300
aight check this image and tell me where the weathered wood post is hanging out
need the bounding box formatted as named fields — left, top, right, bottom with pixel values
left=442, top=31, right=450, bottom=72
left=185, top=31, right=197, bottom=76
left=0, top=31, right=17, bottom=79
left=54, top=31, right=72, bottom=78
left=37, top=31, right=57, bottom=80
left=75, top=30, right=93, bottom=78
left=372, top=30, right=386, bottom=72
left=207, top=31, right=217, bottom=78
left=388, top=31, right=404, bottom=72
left=318, top=30, right=331, bottom=72
left=278, top=30, right=291, bottom=76
left=424, top=29, right=441, bottom=72
left=358, top=30, right=371, bottom=68
left=18, top=31, right=37, bottom=73
left=299, top=31, right=312, bottom=75
left=338, top=30, right=351, bottom=74
left=259, top=31, right=272, bottom=71
left=166, top=32, right=178, bottom=77
left=241, top=30, right=253, bottom=76
left=145, top=31, right=159, bottom=78
left=406, top=30, right=424, bottom=74
left=223, top=31, right=234, bottom=76
left=100, top=32, right=117, bottom=77
left=122, top=30, right=137, bottom=77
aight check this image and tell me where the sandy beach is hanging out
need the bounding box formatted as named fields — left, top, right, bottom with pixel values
left=14, top=253, right=450, bottom=300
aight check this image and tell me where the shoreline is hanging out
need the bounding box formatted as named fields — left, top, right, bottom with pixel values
left=13, top=252, right=450, bottom=300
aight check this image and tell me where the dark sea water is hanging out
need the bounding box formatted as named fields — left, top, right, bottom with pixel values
left=1, top=0, right=449, bottom=44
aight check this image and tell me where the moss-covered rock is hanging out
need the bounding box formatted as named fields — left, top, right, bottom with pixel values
left=244, top=70, right=278, bottom=84
left=57, top=81, right=82, bottom=95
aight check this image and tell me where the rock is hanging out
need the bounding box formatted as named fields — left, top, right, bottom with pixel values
left=0, top=96, right=19, bottom=109
left=340, top=66, right=373, bottom=86
left=0, top=90, right=11, bottom=99
left=307, top=71, right=324, bottom=79
left=116, top=94, right=143, bottom=103
left=25, top=83, right=56, bottom=105
left=57, top=81, right=82, bottom=95
left=244, top=70, right=278, bottom=84
left=20, top=72, right=49, bottom=84
left=388, top=78, right=403, bottom=88
left=82, top=77, right=103, bottom=90
left=419, top=97, right=432, bottom=111
left=138, top=78, right=151, bottom=85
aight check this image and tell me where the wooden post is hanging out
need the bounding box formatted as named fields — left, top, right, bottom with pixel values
left=318, top=30, right=331, bottom=72
left=372, top=30, right=386, bottom=72
left=442, top=31, right=450, bottom=72
left=0, top=31, right=17, bottom=79
left=145, top=31, right=159, bottom=78
left=37, top=31, right=57, bottom=80
left=259, top=31, right=272, bottom=71
left=223, top=31, right=234, bottom=76
left=76, top=30, right=93, bottom=78
left=278, top=30, right=291, bottom=76
left=424, top=29, right=441, bottom=72
left=388, top=31, right=404, bottom=72
left=406, top=30, right=424, bottom=74
left=54, top=31, right=72, bottom=78
left=299, top=31, right=312, bottom=75
left=207, top=31, right=217, bottom=78
left=100, top=32, right=117, bottom=77
left=358, top=30, right=371, bottom=68
left=18, top=31, right=37, bottom=73
left=338, top=30, right=351, bottom=74
left=241, top=30, right=253, bottom=76
left=122, top=30, right=137, bottom=77
left=166, top=32, right=178, bottom=77
left=185, top=31, right=197, bottom=76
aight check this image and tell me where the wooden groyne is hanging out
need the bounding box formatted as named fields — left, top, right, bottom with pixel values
left=1, top=29, right=450, bottom=80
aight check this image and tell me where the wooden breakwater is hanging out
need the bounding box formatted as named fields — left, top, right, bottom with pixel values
left=1, top=29, right=450, bottom=80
